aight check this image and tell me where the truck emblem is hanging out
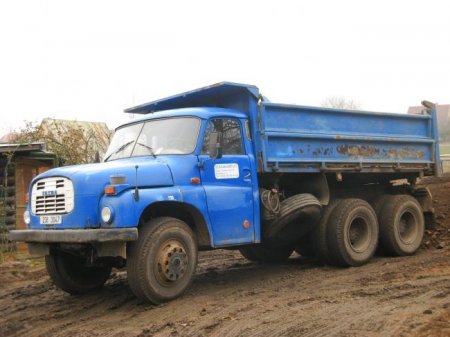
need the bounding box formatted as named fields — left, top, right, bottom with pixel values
left=42, top=190, right=57, bottom=197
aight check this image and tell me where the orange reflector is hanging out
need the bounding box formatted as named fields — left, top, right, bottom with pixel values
left=243, top=220, right=250, bottom=229
left=190, top=177, right=201, bottom=184
left=104, top=185, right=116, bottom=195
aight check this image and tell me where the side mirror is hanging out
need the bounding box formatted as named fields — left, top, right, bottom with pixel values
left=208, top=131, right=222, bottom=159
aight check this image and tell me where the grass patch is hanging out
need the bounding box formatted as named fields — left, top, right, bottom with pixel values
left=440, top=144, right=450, bottom=155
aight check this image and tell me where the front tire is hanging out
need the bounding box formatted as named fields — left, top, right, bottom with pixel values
left=127, top=217, right=197, bottom=304
left=45, top=251, right=112, bottom=294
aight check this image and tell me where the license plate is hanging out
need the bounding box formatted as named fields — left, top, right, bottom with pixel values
left=40, top=215, right=62, bottom=225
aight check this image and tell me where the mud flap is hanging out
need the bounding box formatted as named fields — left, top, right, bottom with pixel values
left=413, top=186, right=436, bottom=229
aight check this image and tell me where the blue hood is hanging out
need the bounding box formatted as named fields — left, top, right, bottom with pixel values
left=35, top=157, right=174, bottom=195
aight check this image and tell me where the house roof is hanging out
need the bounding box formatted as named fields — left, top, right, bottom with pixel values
left=0, top=142, right=47, bottom=154
left=408, top=104, right=450, bottom=125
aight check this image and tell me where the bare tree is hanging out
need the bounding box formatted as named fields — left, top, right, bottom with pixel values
left=321, top=97, right=360, bottom=110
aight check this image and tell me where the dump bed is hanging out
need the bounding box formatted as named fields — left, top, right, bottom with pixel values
left=126, top=82, right=441, bottom=176
left=260, top=102, right=440, bottom=175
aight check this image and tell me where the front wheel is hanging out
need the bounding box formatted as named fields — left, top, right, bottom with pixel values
left=127, top=217, right=198, bottom=304
left=45, top=251, right=112, bottom=294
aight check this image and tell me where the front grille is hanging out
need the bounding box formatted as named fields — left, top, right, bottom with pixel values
left=31, top=177, right=74, bottom=215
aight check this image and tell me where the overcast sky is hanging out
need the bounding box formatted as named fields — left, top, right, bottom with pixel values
left=1, top=0, right=449, bottom=135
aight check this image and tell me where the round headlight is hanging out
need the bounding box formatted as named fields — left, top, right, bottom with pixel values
left=101, top=206, right=113, bottom=224
left=23, top=210, right=31, bottom=225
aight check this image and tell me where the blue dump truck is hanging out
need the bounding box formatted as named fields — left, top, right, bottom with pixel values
left=10, top=82, right=441, bottom=303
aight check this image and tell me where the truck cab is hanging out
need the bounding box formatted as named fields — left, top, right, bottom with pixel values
left=99, top=107, right=261, bottom=247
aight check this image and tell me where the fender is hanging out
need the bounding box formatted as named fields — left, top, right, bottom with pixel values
left=98, top=186, right=214, bottom=247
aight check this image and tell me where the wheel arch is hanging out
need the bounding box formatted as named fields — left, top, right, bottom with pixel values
left=138, top=201, right=212, bottom=249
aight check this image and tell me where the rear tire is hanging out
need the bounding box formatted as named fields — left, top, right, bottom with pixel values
left=378, top=195, right=424, bottom=256
left=327, top=199, right=379, bottom=267
left=239, top=244, right=294, bottom=263
left=46, top=251, right=111, bottom=294
left=370, top=194, right=392, bottom=255
left=127, top=217, right=197, bottom=304
left=312, top=199, right=342, bottom=264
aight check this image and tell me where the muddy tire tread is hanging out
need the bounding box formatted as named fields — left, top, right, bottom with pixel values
left=378, top=194, right=424, bottom=256
left=127, top=217, right=197, bottom=304
left=327, top=198, right=378, bottom=267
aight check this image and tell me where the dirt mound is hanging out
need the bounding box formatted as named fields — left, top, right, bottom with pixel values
left=420, top=174, right=450, bottom=250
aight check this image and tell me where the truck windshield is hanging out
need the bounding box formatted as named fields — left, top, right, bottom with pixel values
left=104, top=117, right=201, bottom=161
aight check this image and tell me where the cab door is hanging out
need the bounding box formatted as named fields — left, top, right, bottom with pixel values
left=198, top=118, right=255, bottom=246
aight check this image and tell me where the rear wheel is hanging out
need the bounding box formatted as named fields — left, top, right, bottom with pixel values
left=46, top=251, right=111, bottom=294
left=370, top=194, right=392, bottom=255
left=239, top=244, right=294, bottom=263
left=127, top=217, right=197, bottom=304
left=378, top=195, right=424, bottom=256
left=327, top=199, right=379, bottom=267
left=312, top=199, right=342, bottom=264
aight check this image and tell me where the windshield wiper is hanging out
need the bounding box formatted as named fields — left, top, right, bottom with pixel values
left=136, top=142, right=157, bottom=158
left=104, top=140, right=134, bottom=162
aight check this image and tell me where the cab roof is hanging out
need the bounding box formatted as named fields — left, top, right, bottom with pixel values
left=125, top=82, right=260, bottom=114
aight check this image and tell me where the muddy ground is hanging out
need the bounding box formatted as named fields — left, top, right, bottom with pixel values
left=1, top=178, right=449, bottom=337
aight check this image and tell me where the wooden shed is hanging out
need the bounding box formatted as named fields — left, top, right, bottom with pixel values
left=0, top=143, right=57, bottom=251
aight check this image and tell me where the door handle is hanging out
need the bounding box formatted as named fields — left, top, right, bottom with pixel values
left=243, top=169, right=252, bottom=180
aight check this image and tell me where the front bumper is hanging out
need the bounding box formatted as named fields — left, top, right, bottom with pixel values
left=9, top=228, right=138, bottom=243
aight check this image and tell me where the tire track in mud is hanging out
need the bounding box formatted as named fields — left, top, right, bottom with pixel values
left=0, top=249, right=449, bottom=337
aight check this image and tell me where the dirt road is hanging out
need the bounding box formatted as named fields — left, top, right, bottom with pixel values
left=1, top=178, right=449, bottom=337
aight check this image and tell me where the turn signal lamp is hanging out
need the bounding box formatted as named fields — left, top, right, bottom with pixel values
left=104, top=185, right=116, bottom=195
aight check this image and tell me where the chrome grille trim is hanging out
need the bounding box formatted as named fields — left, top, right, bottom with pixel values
left=31, top=177, right=74, bottom=215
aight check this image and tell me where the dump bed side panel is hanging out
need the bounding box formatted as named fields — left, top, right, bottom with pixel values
left=260, top=103, right=440, bottom=175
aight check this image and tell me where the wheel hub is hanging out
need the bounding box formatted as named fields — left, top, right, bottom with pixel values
left=348, top=217, right=371, bottom=253
left=398, top=211, right=417, bottom=244
left=157, top=241, right=188, bottom=282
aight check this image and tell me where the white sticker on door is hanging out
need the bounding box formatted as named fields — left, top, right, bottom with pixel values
left=214, top=163, right=240, bottom=179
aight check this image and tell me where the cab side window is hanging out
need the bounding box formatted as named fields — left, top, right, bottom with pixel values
left=201, top=118, right=244, bottom=155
